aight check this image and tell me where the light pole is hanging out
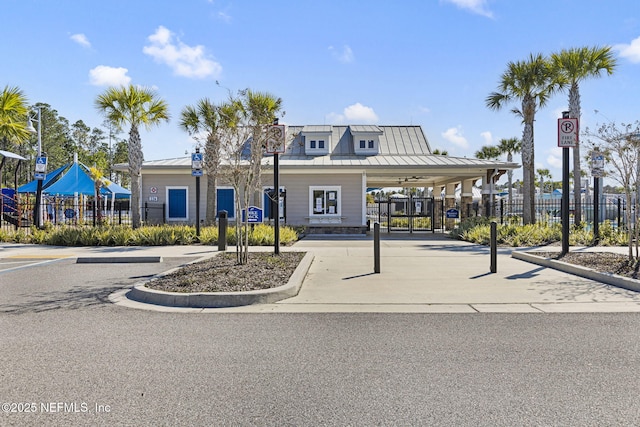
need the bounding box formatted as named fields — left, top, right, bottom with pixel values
left=26, top=106, right=45, bottom=228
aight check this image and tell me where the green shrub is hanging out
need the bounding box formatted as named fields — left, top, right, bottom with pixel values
left=0, top=222, right=302, bottom=247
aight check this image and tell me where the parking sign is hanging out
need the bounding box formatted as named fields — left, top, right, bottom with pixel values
left=558, top=118, right=578, bottom=148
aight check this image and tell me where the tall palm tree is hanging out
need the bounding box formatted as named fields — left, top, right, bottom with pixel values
left=95, top=85, right=170, bottom=228
left=486, top=53, right=560, bottom=224
left=537, top=168, right=552, bottom=194
left=0, top=86, right=30, bottom=187
left=243, top=89, right=283, bottom=197
left=497, top=137, right=522, bottom=206
left=474, top=145, right=501, bottom=216
left=551, top=46, right=617, bottom=225
left=180, top=98, right=222, bottom=225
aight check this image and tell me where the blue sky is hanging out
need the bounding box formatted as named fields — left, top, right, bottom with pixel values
left=4, top=0, right=640, bottom=183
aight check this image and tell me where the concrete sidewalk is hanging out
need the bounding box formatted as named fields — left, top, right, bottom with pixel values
left=3, top=236, right=640, bottom=313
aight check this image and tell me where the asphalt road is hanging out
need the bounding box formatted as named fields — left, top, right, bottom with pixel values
left=1, top=258, right=640, bottom=426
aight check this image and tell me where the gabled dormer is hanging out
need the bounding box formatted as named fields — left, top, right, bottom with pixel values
left=301, top=125, right=332, bottom=155
left=349, top=125, right=383, bottom=155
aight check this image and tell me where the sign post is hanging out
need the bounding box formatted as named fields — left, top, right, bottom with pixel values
left=192, top=149, right=203, bottom=237
left=558, top=113, right=578, bottom=255
left=266, top=121, right=285, bottom=255
left=591, top=150, right=605, bottom=244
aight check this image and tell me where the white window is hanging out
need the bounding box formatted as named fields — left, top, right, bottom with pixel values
left=368, top=140, right=374, bottom=149
left=310, top=140, right=316, bottom=149
left=318, top=140, right=325, bottom=149
left=359, top=140, right=366, bottom=149
left=310, top=186, right=341, bottom=216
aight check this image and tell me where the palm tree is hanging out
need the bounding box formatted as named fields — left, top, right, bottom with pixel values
left=95, top=85, right=170, bottom=228
left=243, top=89, right=283, bottom=199
left=486, top=53, right=560, bottom=224
left=497, top=137, right=522, bottom=206
left=551, top=46, right=617, bottom=225
left=0, top=86, right=30, bottom=187
left=180, top=98, right=222, bottom=225
left=474, top=145, right=501, bottom=160
left=474, top=145, right=501, bottom=216
left=537, top=168, right=552, bottom=194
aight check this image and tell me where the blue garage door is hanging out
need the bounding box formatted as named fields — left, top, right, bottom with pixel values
left=217, top=188, right=234, bottom=218
left=168, top=188, right=187, bottom=219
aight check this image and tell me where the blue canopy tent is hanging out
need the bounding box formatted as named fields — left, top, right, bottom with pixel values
left=101, top=180, right=131, bottom=199
left=17, top=163, right=70, bottom=193
left=44, top=162, right=96, bottom=196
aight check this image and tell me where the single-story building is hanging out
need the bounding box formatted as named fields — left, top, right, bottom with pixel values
left=115, top=125, right=519, bottom=233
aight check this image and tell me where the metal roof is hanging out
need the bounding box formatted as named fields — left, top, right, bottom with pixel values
left=115, top=125, right=519, bottom=187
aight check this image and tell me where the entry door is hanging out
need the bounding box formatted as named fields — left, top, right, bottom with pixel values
left=167, top=187, right=188, bottom=220
left=216, top=188, right=235, bottom=218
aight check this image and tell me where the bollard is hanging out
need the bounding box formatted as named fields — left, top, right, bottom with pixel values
left=374, top=222, right=381, bottom=273
left=218, top=210, right=228, bottom=251
left=490, top=221, right=497, bottom=273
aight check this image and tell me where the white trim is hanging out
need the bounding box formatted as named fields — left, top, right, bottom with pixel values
left=166, top=186, right=189, bottom=221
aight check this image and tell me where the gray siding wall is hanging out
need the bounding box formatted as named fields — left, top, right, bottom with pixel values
left=141, top=172, right=364, bottom=227
left=264, top=173, right=364, bottom=227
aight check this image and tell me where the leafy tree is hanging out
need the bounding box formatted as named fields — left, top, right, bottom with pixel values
left=486, top=53, right=560, bottom=224
left=217, top=90, right=283, bottom=264
left=432, top=148, right=448, bottom=155
left=27, top=103, right=75, bottom=172
left=179, top=98, right=223, bottom=226
left=497, top=137, right=521, bottom=206
left=551, top=46, right=617, bottom=224
left=584, top=121, right=640, bottom=261
left=95, top=85, right=170, bottom=228
left=0, top=86, right=30, bottom=188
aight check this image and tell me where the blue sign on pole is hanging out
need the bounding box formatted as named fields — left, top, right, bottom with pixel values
left=446, top=208, right=460, bottom=219
left=191, top=169, right=203, bottom=177
left=242, top=206, right=263, bottom=223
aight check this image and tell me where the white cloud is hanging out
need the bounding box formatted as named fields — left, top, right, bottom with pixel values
left=143, top=25, right=222, bottom=79
left=480, top=131, right=493, bottom=144
left=345, top=103, right=378, bottom=123
left=547, top=154, right=562, bottom=169
left=328, top=45, right=354, bottom=63
left=614, top=36, right=640, bottom=63
left=442, top=0, right=494, bottom=18
left=327, top=103, right=379, bottom=124
left=89, top=65, right=131, bottom=86
left=70, top=33, right=91, bottom=48
left=441, top=126, right=469, bottom=149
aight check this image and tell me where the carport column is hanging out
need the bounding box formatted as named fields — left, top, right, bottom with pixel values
left=461, top=179, right=475, bottom=219
left=444, top=183, right=457, bottom=230
left=481, top=169, right=494, bottom=217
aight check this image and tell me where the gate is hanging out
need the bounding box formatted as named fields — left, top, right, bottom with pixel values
left=370, top=195, right=443, bottom=233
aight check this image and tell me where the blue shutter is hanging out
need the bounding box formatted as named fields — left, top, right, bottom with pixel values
left=168, top=188, right=187, bottom=219
left=217, top=188, right=235, bottom=218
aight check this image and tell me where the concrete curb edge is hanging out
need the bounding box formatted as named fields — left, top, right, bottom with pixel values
left=512, top=251, right=640, bottom=293
left=126, top=251, right=314, bottom=308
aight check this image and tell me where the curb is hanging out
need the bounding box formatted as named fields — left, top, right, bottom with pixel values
left=512, top=251, right=640, bottom=293
left=77, top=256, right=163, bottom=263
left=126, top=252, right=314, bottom=308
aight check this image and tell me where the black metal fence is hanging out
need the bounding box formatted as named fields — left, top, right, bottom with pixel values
left=1, top=194, right=135, bottom=232
left=465, top=197, right=629, bottom=229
